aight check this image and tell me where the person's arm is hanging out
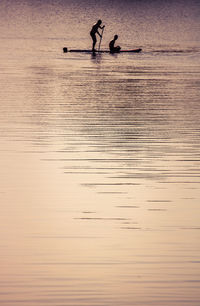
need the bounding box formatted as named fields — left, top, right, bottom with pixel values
left=97, top=25, right=105, bottom=37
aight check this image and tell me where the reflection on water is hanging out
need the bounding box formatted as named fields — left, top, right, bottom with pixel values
left=0, top=0, right=200, bottom=305
left=1, top=47, right=200, bottom=306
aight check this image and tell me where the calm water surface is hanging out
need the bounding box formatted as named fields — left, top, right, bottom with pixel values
left=0, top=0, right=200, bottom=305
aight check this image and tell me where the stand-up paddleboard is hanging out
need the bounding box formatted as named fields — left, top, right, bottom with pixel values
left=63, top=47, right=142, bottom=53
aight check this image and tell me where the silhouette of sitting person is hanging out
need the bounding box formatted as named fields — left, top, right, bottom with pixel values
left=109, top=35, right=121, bottom=53
left=90, top=19, right=105, bottom=52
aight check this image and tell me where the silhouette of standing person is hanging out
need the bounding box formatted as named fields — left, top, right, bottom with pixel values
left=109, top=35, right=121, bottom=53
left=90, top=19, right=105, bottom=52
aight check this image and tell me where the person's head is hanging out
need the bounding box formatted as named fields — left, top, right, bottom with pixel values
left=114, top=35, right=118, bottom=40
left=97, top=19, right=102, bottom=25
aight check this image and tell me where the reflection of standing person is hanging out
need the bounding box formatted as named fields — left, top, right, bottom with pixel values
left=90, top=20, right=105, bottom=52
left=109, top=35, right=121, bottom=53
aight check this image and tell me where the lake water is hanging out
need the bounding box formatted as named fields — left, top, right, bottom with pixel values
left=0, top=0, right=200, bottom=305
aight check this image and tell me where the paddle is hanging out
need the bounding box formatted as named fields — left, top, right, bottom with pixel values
left=98, top=26, right=105, bottom=52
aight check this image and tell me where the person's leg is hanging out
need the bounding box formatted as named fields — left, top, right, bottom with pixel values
left=114, top=46, right=121, bottom=52
left=92, top=34, right=97, bottom=51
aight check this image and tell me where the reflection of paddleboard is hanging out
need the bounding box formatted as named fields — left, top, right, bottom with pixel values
left=63, top=47, right=142, bottom=53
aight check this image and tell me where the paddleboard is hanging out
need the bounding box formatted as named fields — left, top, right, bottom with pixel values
left=63, top=47, right=142, bottom=53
